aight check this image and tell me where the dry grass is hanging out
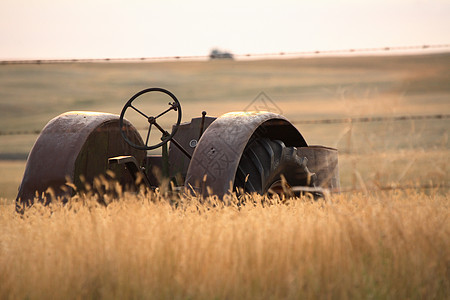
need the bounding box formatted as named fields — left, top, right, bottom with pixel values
left=1, top=190, right=448, bottom=299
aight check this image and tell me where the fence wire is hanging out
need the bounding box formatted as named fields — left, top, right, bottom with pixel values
left=291, top=114, right=450, bottom=125
left=1, top=114, right=447, bottom=136
left=1, top=44, right=449, bottom=65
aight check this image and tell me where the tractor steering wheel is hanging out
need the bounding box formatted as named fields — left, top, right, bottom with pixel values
left=119, top=88, right=182, bottom=151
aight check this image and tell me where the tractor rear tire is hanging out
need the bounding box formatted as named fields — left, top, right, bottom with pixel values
left=234, top=138, right=315, bottom=195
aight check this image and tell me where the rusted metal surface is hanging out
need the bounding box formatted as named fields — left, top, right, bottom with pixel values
left=108, top=155, right=151, bottom=187
left=168, top=116, right=216, bottom=184
left=184, top=111, right=307, bottom=197
left=297, top=146, right=340, bottom=193
left=16, top=111, right=144, bottom=206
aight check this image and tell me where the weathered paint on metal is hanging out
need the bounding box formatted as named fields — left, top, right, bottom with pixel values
left=184, top=111, right=308, bottom=197
left=168, top=116, right=216, bottom=183
left=16, top=111, right=144, bottom=206
left=297, top=146, right=340, bottom=193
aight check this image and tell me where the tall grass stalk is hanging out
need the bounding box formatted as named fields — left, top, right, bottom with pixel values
left=1, top=191, right=448, bottom=299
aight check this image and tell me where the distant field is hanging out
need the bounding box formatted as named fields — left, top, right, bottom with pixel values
left=0, top=53, right=449, bottom=200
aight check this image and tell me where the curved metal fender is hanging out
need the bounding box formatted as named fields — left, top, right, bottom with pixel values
left=16, top=111, right=144, bottom=207
left=184, top=111, right=307, bottom=197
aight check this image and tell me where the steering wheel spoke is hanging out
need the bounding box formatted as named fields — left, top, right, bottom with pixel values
left=154, top=102, right=178, bottom=119
left=144, top=123, right=152, bottom=147
left=119, top=88, right=182, bottom=151
left=130, top=104, right=149, bottom=119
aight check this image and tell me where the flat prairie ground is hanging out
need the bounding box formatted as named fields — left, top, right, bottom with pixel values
left=0, top=53, right=449, bottom=299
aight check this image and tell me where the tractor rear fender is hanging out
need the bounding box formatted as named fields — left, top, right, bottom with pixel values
left=184, top=111, right=307, bottom=197
left=16, top=111, right=145, bottom=207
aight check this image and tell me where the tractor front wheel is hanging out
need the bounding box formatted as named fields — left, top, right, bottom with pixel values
left=234, top=138, right=315, bottom=196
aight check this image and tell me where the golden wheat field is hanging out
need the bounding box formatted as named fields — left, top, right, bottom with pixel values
left=1, top=189, right=449, bottom=299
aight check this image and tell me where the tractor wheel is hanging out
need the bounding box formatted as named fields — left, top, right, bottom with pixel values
left=234, top=138, right=315, bottom=195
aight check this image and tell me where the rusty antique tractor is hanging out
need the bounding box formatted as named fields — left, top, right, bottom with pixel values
left=16, top=88, right=339, bottom=208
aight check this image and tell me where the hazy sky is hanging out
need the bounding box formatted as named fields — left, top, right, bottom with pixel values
left=0, top=0, right=449, bottom=60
